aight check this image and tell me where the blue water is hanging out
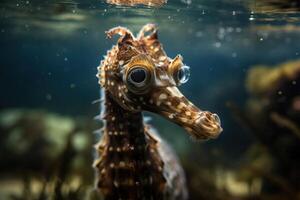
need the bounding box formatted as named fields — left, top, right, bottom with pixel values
left=1, top=0, right=300, bottom=160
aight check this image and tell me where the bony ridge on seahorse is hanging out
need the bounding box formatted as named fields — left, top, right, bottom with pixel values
left=94, top=23, right=222, bottom=200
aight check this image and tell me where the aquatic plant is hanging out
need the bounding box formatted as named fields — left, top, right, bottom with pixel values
left=0, top=109, right=98, bottom=200
left=249, top=0, right=300, bottom=13
left=94, top=24, right=222, bottom=200
left=228, top=60, right=300, bottom=200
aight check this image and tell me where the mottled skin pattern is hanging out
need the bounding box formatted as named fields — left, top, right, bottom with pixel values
left=94, top=24, right=223, bottom=200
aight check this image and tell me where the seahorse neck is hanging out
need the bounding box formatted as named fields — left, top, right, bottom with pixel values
left=95, top=89, right=165, bottom=200
left=102, top=89, right=147, bottom=148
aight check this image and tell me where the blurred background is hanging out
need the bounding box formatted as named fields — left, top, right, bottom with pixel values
left=0, top=0, right=299, bottom=199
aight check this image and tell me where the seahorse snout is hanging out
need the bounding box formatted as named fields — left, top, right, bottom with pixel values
left=192, top=111, right=222, bottom=139
left=145, top=86, right=223, bottom=140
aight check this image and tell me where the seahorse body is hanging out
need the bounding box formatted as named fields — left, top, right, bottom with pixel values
left=94, top=24, right=222, bottom=200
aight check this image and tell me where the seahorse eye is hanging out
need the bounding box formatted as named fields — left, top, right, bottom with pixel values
left=176, top=65, right=190, bottom=85
left=125, top=66, right=153, bottom=94
left=129, top=68, right=147, bottom=85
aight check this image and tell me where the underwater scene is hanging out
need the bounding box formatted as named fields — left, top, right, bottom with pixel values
left=0, top=0, right=300, bottom=199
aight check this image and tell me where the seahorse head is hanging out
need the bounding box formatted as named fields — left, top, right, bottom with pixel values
left=97, top=24, right=222, bottom=140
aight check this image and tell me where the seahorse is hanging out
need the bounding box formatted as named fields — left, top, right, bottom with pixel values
left=94, top=23, right=222, bottom=200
